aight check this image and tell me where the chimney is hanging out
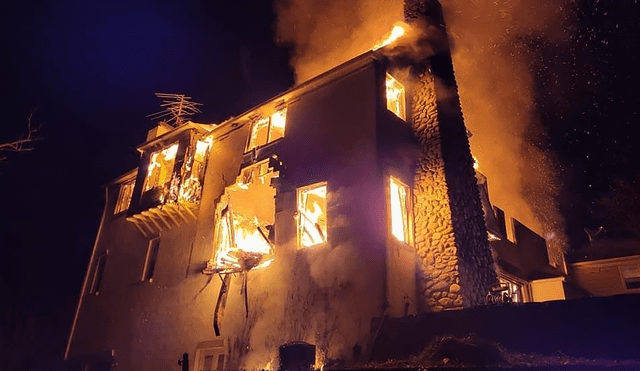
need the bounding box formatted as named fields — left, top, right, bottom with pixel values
left=403, top=0, right=498, bottom=311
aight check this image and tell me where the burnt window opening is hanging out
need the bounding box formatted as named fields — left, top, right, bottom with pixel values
left=178, top=138, right=212, bottom=204
left=389, top=176, right=412, bottom=243
left=246, top=108, right=287, bottom=152
left=143, top=143, right=179, bottom=198
left=386, top=73, right=406, bottom=120
left=297, top=182, right=328, bottom=248
left=620, top=265, right=640, bottom=290
left=114, top=180, right=135, bottom=215
left=142, top=238, right=161, bottom=282
left=89, top=252, right=108, bottom=295
left=212, top=159, right=278, bottom=273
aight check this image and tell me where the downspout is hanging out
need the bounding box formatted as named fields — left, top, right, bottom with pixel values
left=64, top=185, right=110, bottom=360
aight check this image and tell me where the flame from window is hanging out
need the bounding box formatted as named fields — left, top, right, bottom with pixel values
left=390, top=177, right=410, bottom=243
left=386, top=74, right=406, bottom=120
left=247, top=108, right=287, bottom=151
left=179, top=137, right=212, bottom=204
left=213, top=160, right=277, bottom=273
left=144, top=143, right=179, bottom=194
left=297, top=183, right=327, bottom=248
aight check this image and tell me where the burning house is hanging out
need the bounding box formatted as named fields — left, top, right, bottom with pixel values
left=65, top=1, right=568, bottom=370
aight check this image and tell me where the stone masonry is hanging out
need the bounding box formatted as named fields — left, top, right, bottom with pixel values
left=407, top=0, right=497, bottom=311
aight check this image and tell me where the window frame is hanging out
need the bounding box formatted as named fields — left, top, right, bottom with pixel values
left=114, top=180, right=136, bottom=215
left=194, top=340, right=226, bottom=371
left=296, top=181, right=328, bottom=249
left=245, top=108, right=287, bottom=152
left=142, top=237, right=161, bottom=282
left=388, top=176, right=413, bottom=245
left=385, top=73, right=406, bottom=121
left=89, top=251, right=108, bottom=295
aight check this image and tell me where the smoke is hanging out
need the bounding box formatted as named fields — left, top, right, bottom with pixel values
left=274, top=0, right=403, bottom=83
left=440, top=0, right=571, bottom=259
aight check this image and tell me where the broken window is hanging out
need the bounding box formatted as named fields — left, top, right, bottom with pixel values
left=143, top=143, right=179, bottom=194
left=179, top=137, right=212, bottom=204
left=142, top=238, right=161, bottom=282
left=246, top=108, right=287, bottom=151
left=389, top=176, right=411, bottom=243
left=297, top=182, right=328, bottom=248
left=114, top=180, right=135, bottom=215
left=620, top=265, right=640, bottom=290
left=212, top=159, right=277, bottom=273
left=386, top=73, right=406, bottom=120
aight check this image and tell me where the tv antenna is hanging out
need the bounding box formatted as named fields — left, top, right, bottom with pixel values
left=147, top=93, right=202, bottom=127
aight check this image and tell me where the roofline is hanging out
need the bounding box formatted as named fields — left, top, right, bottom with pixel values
left=136, top=121, right=214, bottom=152
left=570, top=254, right=640, bottom=267
left=207, top=50, right=381, bottom=136
left=108, top=168, right=138, bottom=186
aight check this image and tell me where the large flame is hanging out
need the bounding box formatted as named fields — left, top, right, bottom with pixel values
left=373, top=22, right=407, bottom=50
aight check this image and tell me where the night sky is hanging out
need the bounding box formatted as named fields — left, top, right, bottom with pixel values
left=1, top=0, right=640, bottom=369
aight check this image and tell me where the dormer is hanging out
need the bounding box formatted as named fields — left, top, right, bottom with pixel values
left=126, top=121, right=214, bottom=237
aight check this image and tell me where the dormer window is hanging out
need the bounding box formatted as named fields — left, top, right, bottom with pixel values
left=386, top=73, right=406, bottom=120
left=143, top=143, right=179, bottom=194
left=246, top=108, right=287, bottom=151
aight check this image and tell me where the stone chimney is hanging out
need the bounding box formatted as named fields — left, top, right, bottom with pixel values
left=404, top=0, right=497, bottom=311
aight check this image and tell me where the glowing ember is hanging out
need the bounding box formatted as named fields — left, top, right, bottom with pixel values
left=473, top=156, right=480, bottom=170
left=373, top=22, right=407, bottom=50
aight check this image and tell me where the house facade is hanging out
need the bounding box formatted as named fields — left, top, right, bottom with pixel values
left=64, top=2, right=568, bottom=370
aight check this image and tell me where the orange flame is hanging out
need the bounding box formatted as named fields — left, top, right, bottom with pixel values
left=373, top=22, right=407, bottom=50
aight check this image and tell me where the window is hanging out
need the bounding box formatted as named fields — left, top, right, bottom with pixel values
left=212, top=160, right=277, bottom=273
left=389, top=177, right=411, bottom=243
left=114, top=180, right=135, bottom=214
left=89, top=252, right=108, bottom=295
left=194, top=341, right=225, bottom=371
left=142, top=238, right=161, bottom=282
left=297, top=182, right=327, bottom=248
left=386, top=73, right=406, bottom=120
left=179, top=138, right=212, bottom=204
left=246, top=108, right=287, bottom=151
left=499, top=277, right=524, bottom=303
left=143, top=143, right=179, bottom=193
left=620, top=265, right=640, bottom=290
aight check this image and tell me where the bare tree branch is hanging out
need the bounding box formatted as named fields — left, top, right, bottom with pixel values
left=0, top=109, right=41, bottom=161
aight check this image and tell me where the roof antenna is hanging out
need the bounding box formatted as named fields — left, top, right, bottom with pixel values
left=147, top=93, right=202, bottom=127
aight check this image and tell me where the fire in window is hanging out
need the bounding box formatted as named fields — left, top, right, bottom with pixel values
left=389, top=177, right=411, bottom=243
left=179, top=138, right=212, bottom=204
left=114, top=180, right=135, bottom=214
left=212, top=160, right=277, bottom=273
left=297, top=182, right=327, bottom=248
left=143, top=143, right=179, bottom=193
left=246, top=108, right=287, bottom=151
left=386, top=73, right=406, bottom=120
